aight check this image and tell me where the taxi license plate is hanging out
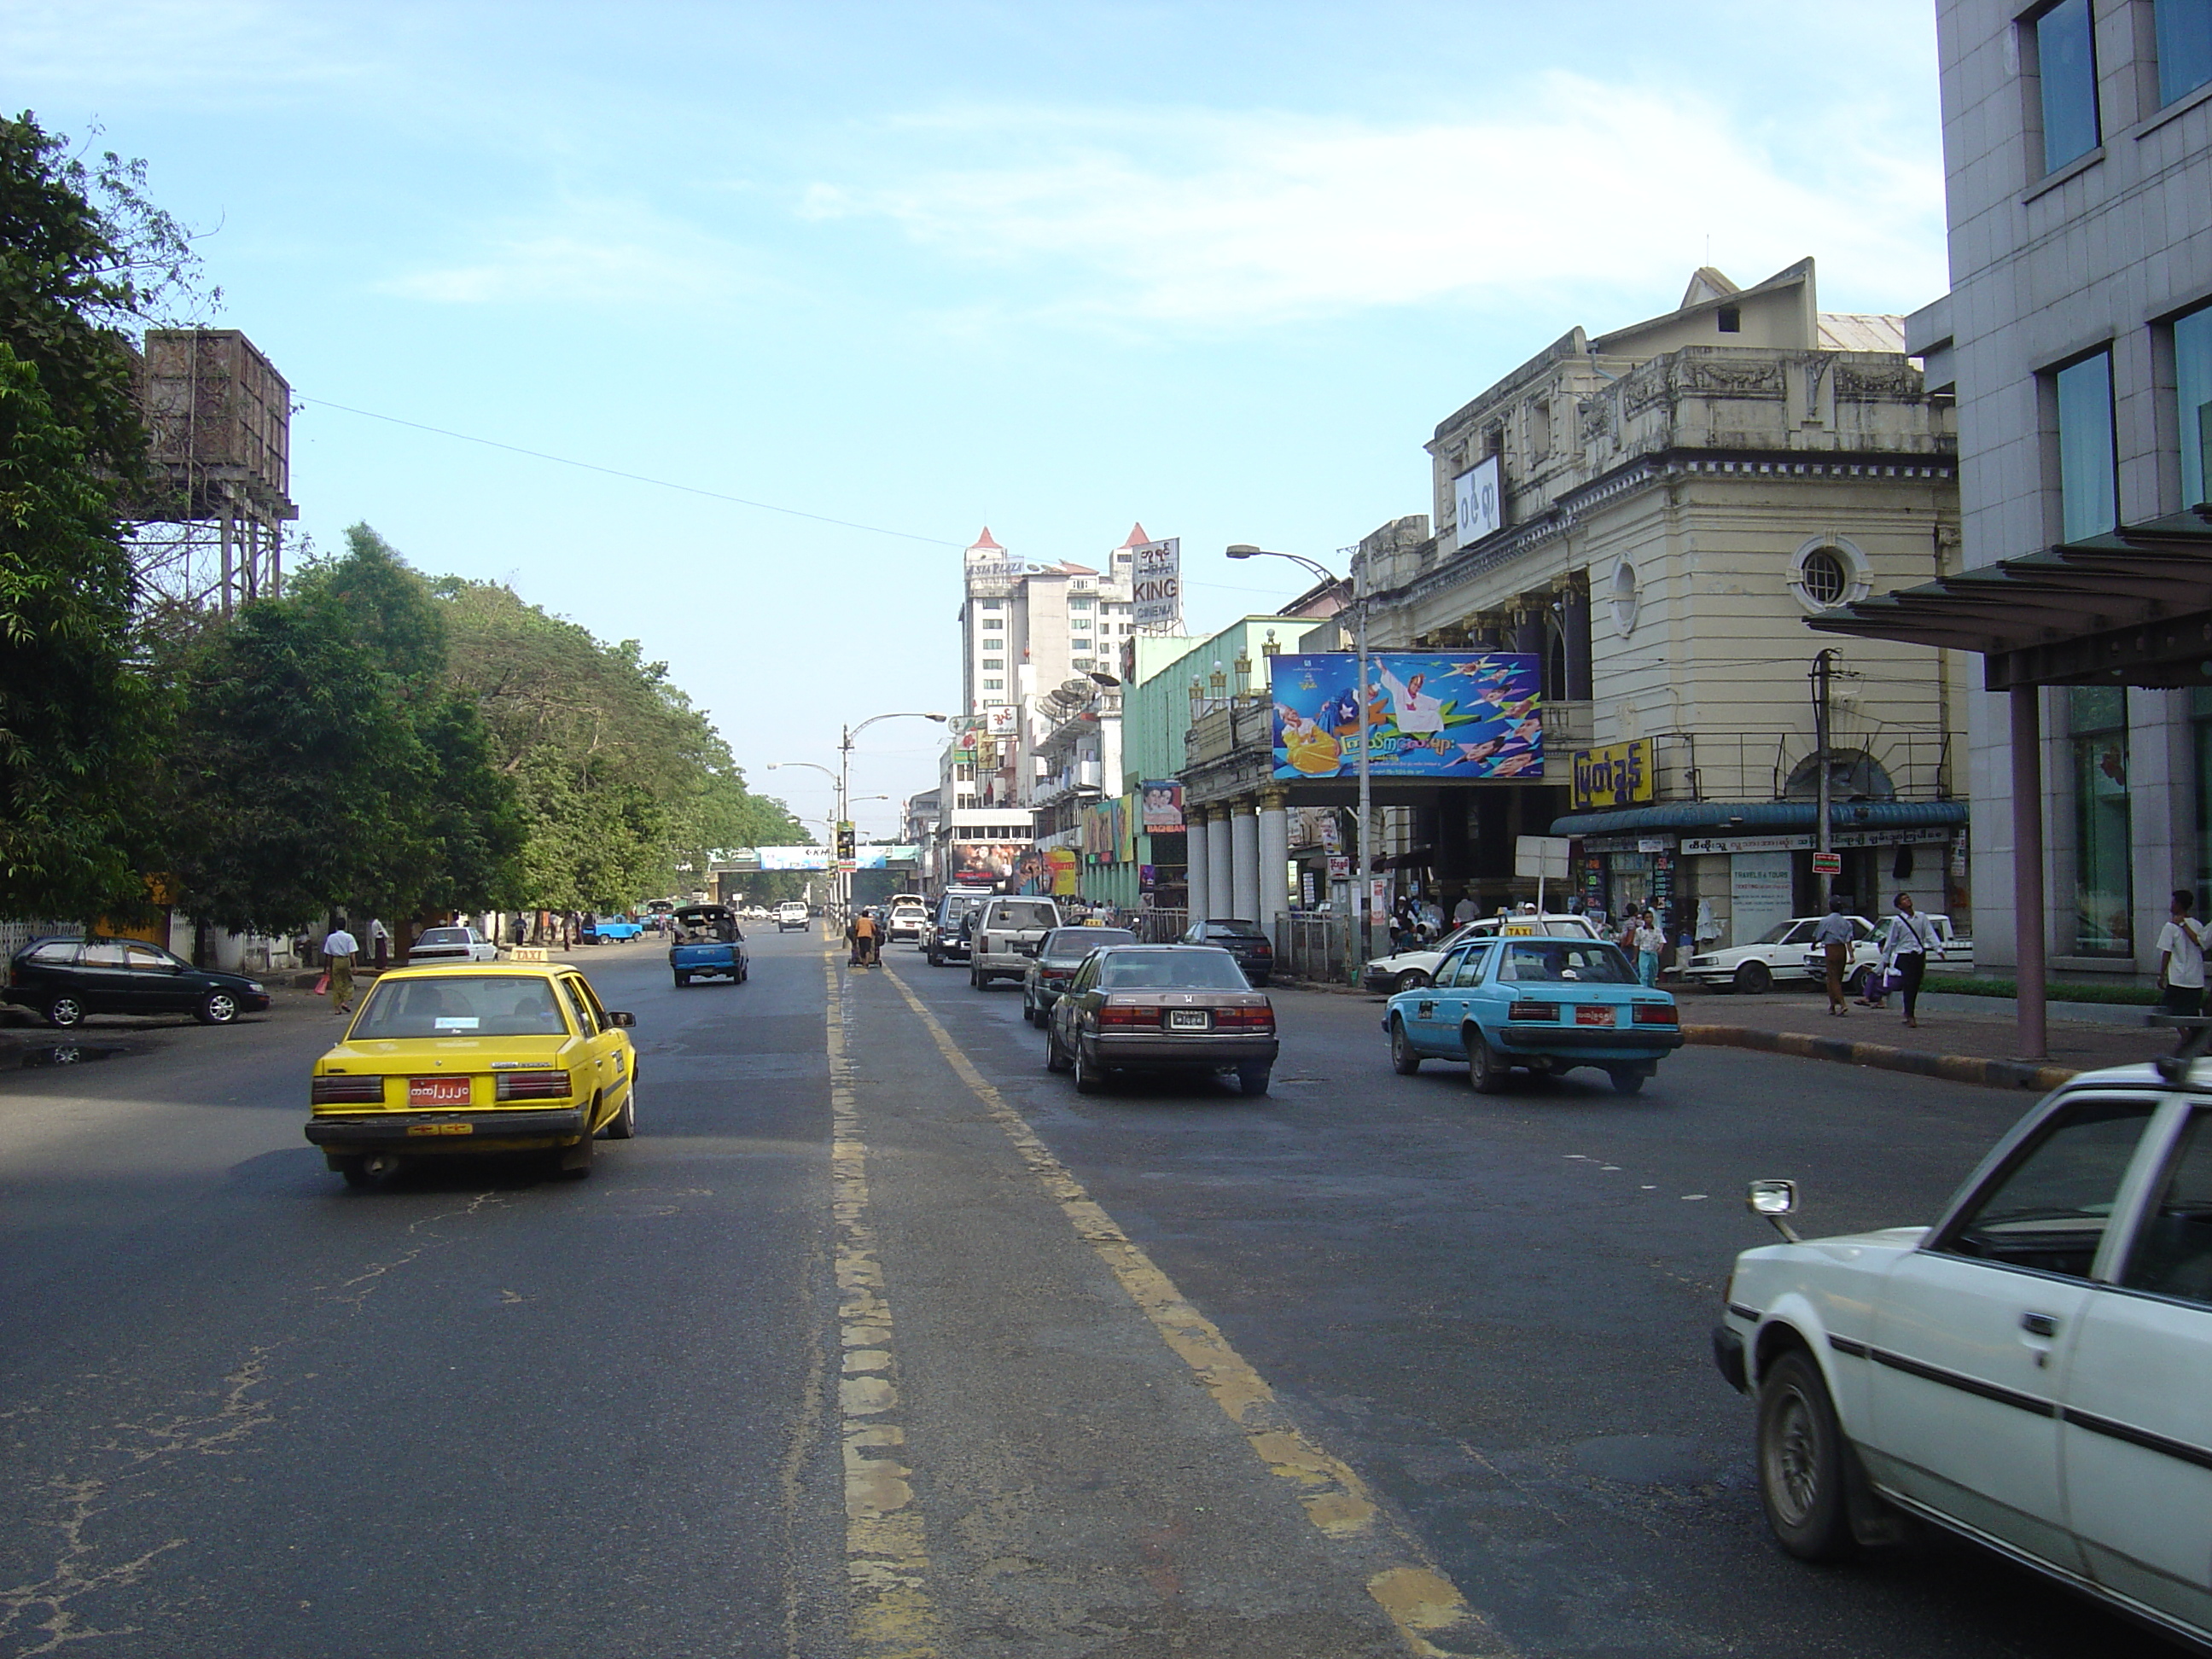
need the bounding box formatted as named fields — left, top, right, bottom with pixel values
left=1575, top=1005, right=1615, bottom=1027
left=407, top=1121, right=474, bottom=1136
left=1167, top=1009, right=1210, bottom=1031
left=408, top=1076, right=470, bottom=1107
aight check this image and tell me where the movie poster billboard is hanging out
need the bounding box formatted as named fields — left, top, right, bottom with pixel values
left=1269, top=652, right=1543, bottom=781
left=1139, top=780, right=1185, bottom=832
left=948, top=842, right=1025, bottom=887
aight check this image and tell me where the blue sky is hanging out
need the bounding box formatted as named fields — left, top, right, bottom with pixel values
left=8, top=0, right=1947, bottom=838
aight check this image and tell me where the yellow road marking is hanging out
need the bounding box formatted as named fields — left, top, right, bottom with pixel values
left=824, top=955, right=944, bottom=1659
left=879, top=965, right=1514, bottom=1659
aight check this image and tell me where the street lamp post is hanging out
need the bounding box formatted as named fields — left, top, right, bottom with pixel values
left=1226, top=544, right=1373, bottom=984
left=837, top=712, right=947, bottom=919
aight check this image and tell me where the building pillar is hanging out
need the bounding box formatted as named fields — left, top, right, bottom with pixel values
left=1183, top=807, right=1210, bottom=924
left=2011, top=688, right=2046, bottom=1060
left=1231, top=796, right=1261, bottom=923
left=1206, top=806, right=1235, bottom=920
left=1258, top=787, right=1291, bottom=928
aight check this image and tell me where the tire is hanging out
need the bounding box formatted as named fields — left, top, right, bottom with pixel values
left=1389, top=1016, right=1423, bottom=1074
left=1073, top=1041, right=1106, bottom=1094
left=557, top=1099, right=599, bottom=1179
left=603, top=1078, right=637, bottom=1139
left=1734, top=960, right=1773, bottom=995
left=1465, top=1027, right=1507, bottom=1093
left=1045, top=1026, right=1074, bottom=1073
left=44, top=995, right=84, bottom=1029
left=335, top=1156, right=373, bottom=1190
left=1608, top=1066, right=1648, bottom=1096
left=672, top=972, right=689, bottom=988
left=928, top=948, right=942, bottom=967
left=1394, top=969, right=1431, bottom=994
left=1757, top=1349, right=1856, bottom=1561
left=196, top=990, right=241, bottom=1025
left=1846, top=966, right=1873, bottom=999
left=1238, top=1064, right=1272, bottom=1097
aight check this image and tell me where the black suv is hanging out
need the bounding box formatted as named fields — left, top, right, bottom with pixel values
left=5, top=936, right=273, bottom=1027
left=925, top=889, right=995, bottom=967
left=1177, top=917, right=1275, bottom=987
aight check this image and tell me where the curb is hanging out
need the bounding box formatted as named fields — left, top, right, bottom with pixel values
left=1682, top=1024, right=2077, bottom=1092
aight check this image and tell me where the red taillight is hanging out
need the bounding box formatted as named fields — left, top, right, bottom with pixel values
left=1507, top=1001, right=1558, bottom=1022
left=1097, top=1001, right=1159, bottom=1029
left=1214, top=1004, right=1275, bottom=1033
left=496, top=1069, right=573, bottom=1101
left=311, top=1074, right=385, bottom=1105
left=1633, top=1003, right=1679, bottom=1026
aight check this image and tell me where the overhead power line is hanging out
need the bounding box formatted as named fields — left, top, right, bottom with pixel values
left=296, top=394, right=967, bottom=547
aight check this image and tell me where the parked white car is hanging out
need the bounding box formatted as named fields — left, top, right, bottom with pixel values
left=406, top=925, right=501, bottom=963
left=886, top=901, right=930, bottom=945
left=1714, top=1063, right=2212, bottom=1650
left=1796, top=911, right=1971, bottom=998
left=1682, top=915, right=1875, bottom=994
left=1362, top=912, right=1599, bottom=993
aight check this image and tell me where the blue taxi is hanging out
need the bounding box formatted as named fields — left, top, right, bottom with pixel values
left=1382, top=933, right=1683, bottom=1094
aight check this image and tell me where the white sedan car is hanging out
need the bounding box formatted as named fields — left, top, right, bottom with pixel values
left=406, top=925, right=501, bottom=963
left=1362, top=913, right=1598, bottom=993
left=886, top=902, right=929, bottom=944
left=1682, top=916, right=1873, bottom=994
left=1715, top=1062, right=2212, bottom=1650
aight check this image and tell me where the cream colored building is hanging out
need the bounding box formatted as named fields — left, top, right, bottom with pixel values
left=1346, top=259, right=1967, bottom=946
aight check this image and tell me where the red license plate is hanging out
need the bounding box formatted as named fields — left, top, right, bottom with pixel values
left=1575, top=1005, right=1615, bottom=1027
left=408, top=1076, right=471, bottom=1106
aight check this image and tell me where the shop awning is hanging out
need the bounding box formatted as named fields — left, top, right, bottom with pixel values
left=1549, top=800, right=1968, bottom=839
left=1805, top=509, right=2212, bottom=690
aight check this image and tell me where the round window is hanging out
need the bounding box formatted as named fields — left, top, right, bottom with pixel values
left=1798, top=547, right=1848, bottom=608
left=1610, top=562, right=1639, bottom=633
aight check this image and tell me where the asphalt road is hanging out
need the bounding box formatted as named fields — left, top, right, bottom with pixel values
left=0, top=927, right=2181, bottom=1656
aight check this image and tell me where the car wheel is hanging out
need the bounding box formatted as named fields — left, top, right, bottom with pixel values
left=1045, top=1022, right=1074, bottom=1072
left=196, top=990, right=240, bottom=1025
left=1465, top=1027, right=1506, bottom=1093
left=1607, top=1065, right=1648, bottom=1096
left=1757, top=1350, right=1855, bottom=1561
left=1073, top=1041, right=1106, bottom=1094
left=44, top=995, right=84, bottom=1029
left=557, top=1100, right=598, bottom=1179
left=1394, top=969, right=1430, bottom=994
left=335, top=1155, right=374, bottom=1190
left=672, top=972, right=689, bottom=988
left=1846, top=966, right=1873, bottom=999
left=927, top=948, right=942, bottom=967
left=1389, top=1016, right=1422, bottom=1074
left=603, top=1078, right=637, bottom=1139
left=1734, top=960, right=1773, bottom=995
left=1237, top=1063, right=1272, bottom=1096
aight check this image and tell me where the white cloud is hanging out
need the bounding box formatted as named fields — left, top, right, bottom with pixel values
left=378, top=199, right=762, bottom=307
left=800, top=73, right=1947, bottom=329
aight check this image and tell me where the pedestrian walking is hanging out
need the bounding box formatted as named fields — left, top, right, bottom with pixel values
left=323, top=923, right=360, bottom=1015
left=1635, top=909, right=1662, bottom=987
left=1878, top=894, right=1933, bottom=1028
left=370, top=918, right=391, bottom=972
left=2157, top=889, right=2207, bottom=1018
left=1452, top=893, right=1478, bottom=926
left=1811, top=895, right=1855, bottom=1016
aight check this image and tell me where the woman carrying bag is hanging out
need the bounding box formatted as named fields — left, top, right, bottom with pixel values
left=1877, top=893, right=1934, bottom=1029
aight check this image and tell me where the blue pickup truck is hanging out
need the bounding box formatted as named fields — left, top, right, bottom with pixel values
left=668, top=905, right=748, bottom=988
left=582, top=913, right=644, bottom=945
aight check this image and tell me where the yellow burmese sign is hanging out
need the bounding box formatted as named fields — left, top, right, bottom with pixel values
left=1571, top=739, right=1656, bottom=810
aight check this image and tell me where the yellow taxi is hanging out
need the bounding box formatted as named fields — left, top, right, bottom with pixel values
left=304, top=963, right=637, bottom=1187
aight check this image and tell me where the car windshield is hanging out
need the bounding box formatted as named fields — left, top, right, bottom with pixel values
left=419, top=928, right=467, bottom=945
left=1755, top=921, right=1807, bottom=946
left=674, top=910, right=736, bottom=941
left=1203, top=921, right=1264, bottom=938
left=350, top=975, right=570, bottom=1039
left=991, top=902, right=1058, bottom=929
left=1043, top=928, right=1134, bottom=960
left=1494, top=941, right=1639, bottom=984
left=1099, top=950, right=1251, bottom=990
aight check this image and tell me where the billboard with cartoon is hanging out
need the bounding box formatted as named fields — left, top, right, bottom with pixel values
left=1270, top=652, right=1542, bottom=781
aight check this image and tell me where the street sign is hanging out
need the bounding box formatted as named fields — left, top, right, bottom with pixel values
left=1812, top=851, right=1842, bottom=876
left=1514, top=835, right=1571, bottom=880
left=1326, top=855, right=1351, bottom=879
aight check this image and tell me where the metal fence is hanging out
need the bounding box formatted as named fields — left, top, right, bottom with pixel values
left=1273, top=911, right=1352, bottom=985
left=0, top=920, right=79, bottom=959
left=1136, top=906, right=1188, bottom=943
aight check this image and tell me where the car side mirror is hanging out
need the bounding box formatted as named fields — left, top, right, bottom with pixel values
left=1746, top=1179, right=1801, bottom=1243
left=606, top=1010, right=637, bottom=1028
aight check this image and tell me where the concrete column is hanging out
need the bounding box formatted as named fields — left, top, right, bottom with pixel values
left=2011, top=687, right=2047, bottom=1060
left=1206, top=807, right=1234, bottom=920
left=1183, top=807, right=1210, bottom=925
left=1258, top=787, right=1291, bottom=927
left=1231, top=796, right=1261, bottom=923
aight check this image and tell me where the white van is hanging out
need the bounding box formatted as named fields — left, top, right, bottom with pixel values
left=969, top=896, right=1062, bottom=988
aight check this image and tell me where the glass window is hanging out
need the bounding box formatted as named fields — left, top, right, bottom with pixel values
left=2175, top=305, right=2212, bottom=509
left=2195, top=687, right=2212, bottom=896
left=2056, top=352, right=2117, bottom=540
left=2157, top=0, right=2212, bottom=105
left=2036, top=0, right=2101, bottom=172
left=26, top=940, right=79, bottom=963
left=1100, top=950, right=1249, bottom=989
left=1449, top=947, right=1492, bottom=988
left=125, top=943, right=179, bottom=969
left=561, top=977, right=599, bottom=1034
left=2071, top=686, right=2133, bottom=956
left=79, top=941, right=128, bottom=967
left=1939, top=1096, right=2157, bottom=1278
left=2122, top=1109, right=2212, bottom=1304
left=1495, top=941, right=1638, bottom=984
left=351, top=975, right=569, bottom=1039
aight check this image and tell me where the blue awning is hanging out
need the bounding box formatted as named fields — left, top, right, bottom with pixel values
left=1549, top=800, right=1969, bottom=838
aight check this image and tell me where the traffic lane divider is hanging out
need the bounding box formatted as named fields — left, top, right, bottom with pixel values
left=1681, top=1024, right=2076, bottom=1092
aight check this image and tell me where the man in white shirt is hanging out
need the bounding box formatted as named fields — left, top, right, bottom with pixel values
left=2157, top=888, right=2206, bottom=1017
left=323, top=925, right=360, bottom=1015
left=1377, top=667, right=1447, bottom=736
